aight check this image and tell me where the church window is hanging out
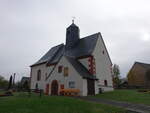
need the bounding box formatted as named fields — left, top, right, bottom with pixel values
left=37, top=70, right=41, bottom=81
left=64, top=67, right=69, bottom=76
left=69, top=81, right=75, bottom=88
left=58, top=66, right=63, bottom=73
left=102, top=50, right=105, bottom=54
left=104, top=80, right=108, bottom=86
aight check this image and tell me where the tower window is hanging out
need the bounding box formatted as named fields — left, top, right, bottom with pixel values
left=67, top=30, right=70, bottom=35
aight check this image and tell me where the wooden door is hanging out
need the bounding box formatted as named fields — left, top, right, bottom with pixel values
left=51, top=80, right=58, bottom=95
left=87, top=79, right=95, bottom=95
left=45, top=84, right=49, bottom=95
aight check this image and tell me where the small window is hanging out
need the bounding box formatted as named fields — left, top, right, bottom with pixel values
left=60, top=84, right=64, bottom=89
left=64, top=67, right=69, bottom=76
left=104, top=80, right=108, bottom=86
left=67, top=30, right=70, bottom=35
left=102, top=50, right=105, bottom=54
left=35, top=83, right=38, bottom=89
left=58, top=66, right=63, bottom=73
left=69, top=81, right=75, bottom=88
left=37, top=70, right=41, bottom=81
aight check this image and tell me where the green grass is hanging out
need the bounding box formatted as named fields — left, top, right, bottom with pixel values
left=0, top=92, right=125, bottom=113
left=95, top=89, right=150, bottom=105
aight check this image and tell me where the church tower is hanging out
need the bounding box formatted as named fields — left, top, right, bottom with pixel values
left=65, top=21, right=80, bottom=49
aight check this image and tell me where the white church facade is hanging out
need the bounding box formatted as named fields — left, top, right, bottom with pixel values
left=30, top=22, right=114, bottom=96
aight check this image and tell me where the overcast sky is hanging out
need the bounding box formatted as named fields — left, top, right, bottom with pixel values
left=0, top=0, right=150, bottom=81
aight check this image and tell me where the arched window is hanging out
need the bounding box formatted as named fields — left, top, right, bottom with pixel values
left=37, top=70, right=41, bottom=81
left=104, top=80, right=108, bottom=86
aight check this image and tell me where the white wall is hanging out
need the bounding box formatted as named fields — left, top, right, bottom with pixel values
left=93, top=34, right=114, bottom=92
left=82, top=79, right=88, bottom=96
left=30, top=63, right=55, bottom=90
left=78, top=58, right=89, bottom=70
left=95, top=80, right=99, bottom=94
left=46, top=56, right=86, bottom=96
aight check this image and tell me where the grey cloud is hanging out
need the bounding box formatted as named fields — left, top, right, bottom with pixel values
left=0, top=0, right=150, bottom=80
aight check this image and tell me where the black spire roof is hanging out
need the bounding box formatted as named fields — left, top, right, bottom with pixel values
left=66, top=23, right=80, bottom=49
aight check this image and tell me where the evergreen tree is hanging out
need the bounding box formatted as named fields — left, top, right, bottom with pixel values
left=8, top=75, right=13, bottom=90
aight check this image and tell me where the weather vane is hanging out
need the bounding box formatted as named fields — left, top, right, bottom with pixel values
left=72, top=16, right=75, bottom=23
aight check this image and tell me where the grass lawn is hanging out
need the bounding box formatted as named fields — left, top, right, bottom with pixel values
left=95, top=89, right=150, bottom=105
left=0, top=92, right=125, bottom=113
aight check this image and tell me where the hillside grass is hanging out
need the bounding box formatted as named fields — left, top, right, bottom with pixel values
left=95, top=89, right=150, bottom=105
left=0, top=92, right=125, bottom=113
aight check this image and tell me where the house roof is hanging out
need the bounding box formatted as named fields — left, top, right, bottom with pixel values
left=65, top=33, right=99, bottom=58
left=66, top=56, right=98, bottom=80
left=46, top=44, right=65, bottom=65
left=21, top=77, right=30, bottom=83
left=31, top=33, right=100, bottom=66
left=135, top=62, right=150, bottom=69
left=31, top=44, right=64, bottom=67
left=31, top=32, right=111, bottom=80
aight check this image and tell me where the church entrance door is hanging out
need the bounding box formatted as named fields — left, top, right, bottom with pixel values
left=45, top=84, right=49, bottom=95
left=87, top=79, right=95, bottom=95
left=51, top=80, right=58, bottom=95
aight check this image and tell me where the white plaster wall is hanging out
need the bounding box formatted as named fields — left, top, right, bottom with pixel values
left=82, top=79, right=87, bottom=96
left=95, top=81, right=99, bottom=94
left=93, top=34, right=114, bottom=92
left=46, top=56, right=86, bottom=96
left=78, top=58, right=89, bottom=70
left=102, top=86, right=114, bottom=92
left=30, top=63, right=54, bottom=90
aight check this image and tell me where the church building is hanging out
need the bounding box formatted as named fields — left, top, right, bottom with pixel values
left=30, top=22, right=114, bottom=96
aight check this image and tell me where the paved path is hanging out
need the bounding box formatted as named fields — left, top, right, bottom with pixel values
left=74, top=96, right=150, bottom=113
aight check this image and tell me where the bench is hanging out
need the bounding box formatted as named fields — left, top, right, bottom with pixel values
left=59, top=89, right=80, bottom=96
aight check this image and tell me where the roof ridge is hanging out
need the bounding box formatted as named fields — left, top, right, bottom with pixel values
left=135, top=61, right=150, bottom=65
left=80, top=32, right=100, bottom=40
left=51, top=43, right=64, bottom=49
